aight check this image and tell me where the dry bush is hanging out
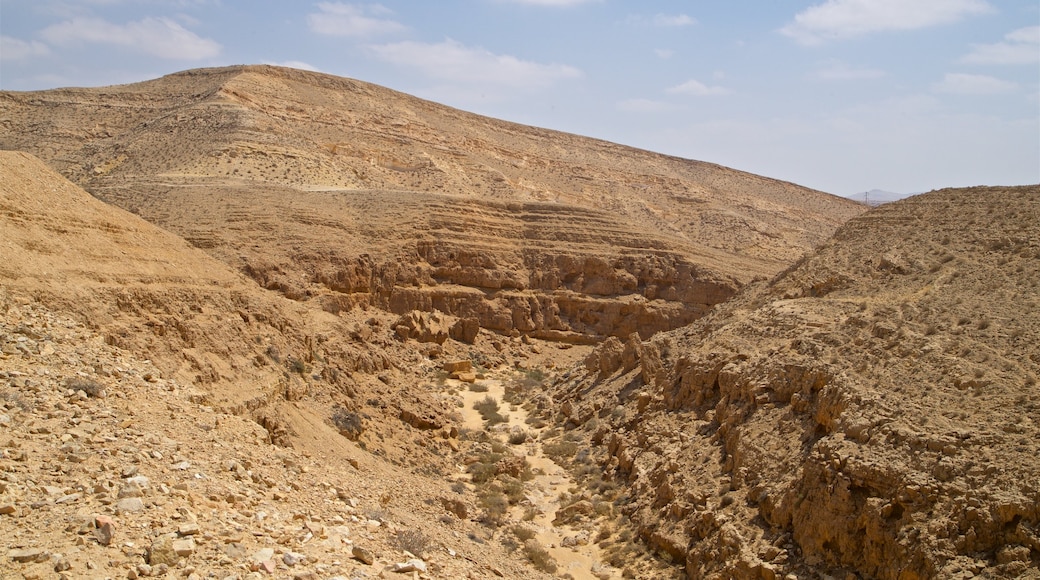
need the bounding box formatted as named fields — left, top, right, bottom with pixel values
left=543, top=440, right=579, bottom=461
left=511, top=525, right=536, bottom=542
left=396, top=529, right=430, bottom=558
left=473, top=395, right=508, bottom=425
left=479, top=490, right=508, bottom=526
left=508, top=428, right=529, bottom=445
left=65, top=377, right=104, bottom=398
left=523, top=539, right=557, bottom=573
left=331, top=407, right=363, bottom=440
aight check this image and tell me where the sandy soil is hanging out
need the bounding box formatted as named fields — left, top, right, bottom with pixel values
left=453, top=375, right=620, bottom=579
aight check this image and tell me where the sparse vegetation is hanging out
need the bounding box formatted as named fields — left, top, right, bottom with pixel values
left=65, top=377, right=104, bottom=398
left=523, top=539, right=557, bottom=573
left=331, top=407, right=363, bottom=440
left=396, top=529, right=430, bottom=558
left=473, top=395, right=508, bottom=425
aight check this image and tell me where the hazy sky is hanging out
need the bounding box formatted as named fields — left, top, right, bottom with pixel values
left=2, top=0, right=1038, bottom=196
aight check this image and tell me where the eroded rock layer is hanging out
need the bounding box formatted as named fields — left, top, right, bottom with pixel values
left=550, top=186, right=1040, bottom=579
left=0, top=65, right=864, bottom=340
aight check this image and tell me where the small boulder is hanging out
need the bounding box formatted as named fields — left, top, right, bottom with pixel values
left=351, top=545, right=375, bottom=565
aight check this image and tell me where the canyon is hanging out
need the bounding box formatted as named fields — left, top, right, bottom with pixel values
left=1, top=66, right=1036, bottom=578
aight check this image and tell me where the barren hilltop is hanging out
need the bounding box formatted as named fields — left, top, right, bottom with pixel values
left=1, top=65, right=1036, bottom=579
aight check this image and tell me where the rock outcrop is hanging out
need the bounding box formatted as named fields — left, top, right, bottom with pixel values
left=0, top=65, right=864, bottom=342
left=550, top=186, right=1040, bottom=579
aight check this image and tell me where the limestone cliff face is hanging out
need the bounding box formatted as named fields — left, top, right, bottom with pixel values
left=550, top=186, right=1040, bottom=579
left=0, top=65, right=863, bottom=342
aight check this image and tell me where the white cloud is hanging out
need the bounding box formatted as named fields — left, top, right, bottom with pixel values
left=781, top=0, right=993, bottom=45
left=616, top=98, right=674, bottom=113
left=627, top=13, right=696, bottom=27
left=653, top=14, right=696, bottom=27
left=496, top=0, right=601, bottom=5
left=264, top=60, right=322, bottom=72
left=368, top=39, right=581, bottom=90
left=814, top=59, right=885, bottom=80
left=666, top=79, right=731, bottom=97
left=654, top=49, right=674, bottom=59
left=934, top=72, right=1018, bottom=94
left=0, top=36, right=50, bottom=61
left=308, top=3, right=407, bottom=38
left=960, top=26, right=1040, bottom=65
left=40, top=16, right=220, bottom=59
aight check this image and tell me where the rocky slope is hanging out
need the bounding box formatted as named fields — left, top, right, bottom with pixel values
left=0, top=65, right=864, bottom=342
left=548, top=186, right=1040, bottom=579
left=0, top=150, right=489, bottom=477
left=1, top=149, right=606, bottom=579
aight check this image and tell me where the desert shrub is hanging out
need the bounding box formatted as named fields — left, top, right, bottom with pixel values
left=473, top=395, right=508, bottom=425
left=525, top=415, right=547, bottom=429
left=469, top=381, right=489, bottom=392
left=287, top=356, right=309, bottom=375
left=511, top=525, right=536, bottom=542
left=468, top=461, right=498, bottom=485
left=65, top=377, right=104, bottom=398
left=500, top=475, right=525, bottom=504
left=543, top=440, right=579, bottom=460
left=265, top=344, right=281, bottom=363
left=523, top=540, right=557, bottom=573
left=490, top=440, right=509, bottom=453
left=479, top=490, right=508, bottom=526
left=396, top=529, right=430, bottom=558
left=508, top=428, right=529, bottom=445
left=331, top=407, right=363, bottom=440
left=525, top=368, right=547, bottom=383
left=0, top=390, right=30, bottom=410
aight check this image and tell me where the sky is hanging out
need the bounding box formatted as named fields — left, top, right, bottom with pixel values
left=1, top=0, right=1038, bottom=196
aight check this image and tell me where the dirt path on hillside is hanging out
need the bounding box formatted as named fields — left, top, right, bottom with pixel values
left=454, top=376, right=620, bottom=579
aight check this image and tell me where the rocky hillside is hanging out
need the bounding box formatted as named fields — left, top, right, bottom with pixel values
left=1, top=150, right=612, bottom=579
left=0, top=65, right=864, bottom=342
left=0, top=150, right=485, bottom=472
left=548, top=186, right=1040, bottom=579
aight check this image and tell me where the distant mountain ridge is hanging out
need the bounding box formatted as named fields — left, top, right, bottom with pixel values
left=846, top=189, right=915, bottom=206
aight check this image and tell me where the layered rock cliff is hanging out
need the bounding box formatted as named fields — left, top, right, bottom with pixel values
left=0, top=65, right=864, bottom=342
left=549, top=186, right=1040, bottom=579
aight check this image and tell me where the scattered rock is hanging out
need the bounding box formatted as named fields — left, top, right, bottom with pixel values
left=148, top=535, right=179, bottom=566
left=351, top=546, right=375, bottom=565
left=115, top=497, right=145, bottom=513
left=8, top=548, right=49, bottom=563
left=391, top=558, right=427, bottom=573
left=94, top=515, right=116, bottom=546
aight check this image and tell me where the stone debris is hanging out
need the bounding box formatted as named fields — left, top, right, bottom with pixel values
left=391, top=558, right=427, bottom=573
left=8, top=548, right=49, bottom=563
left=351, top=546, right=376, bottom=565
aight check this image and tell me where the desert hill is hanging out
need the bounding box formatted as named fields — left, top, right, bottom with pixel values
left=0, top=64, right=864, bottom=343
left=2, top=150, right=606, bottom=578
left=548, top=185, right=1040, bottom=578
left=0, top=149, right=489, bottom=466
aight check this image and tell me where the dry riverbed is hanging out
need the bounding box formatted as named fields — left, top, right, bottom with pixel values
left=449, top=373, right=621, bottom=579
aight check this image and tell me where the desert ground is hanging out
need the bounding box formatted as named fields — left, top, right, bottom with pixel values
left=1, top=66, right=1036, bottom=579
